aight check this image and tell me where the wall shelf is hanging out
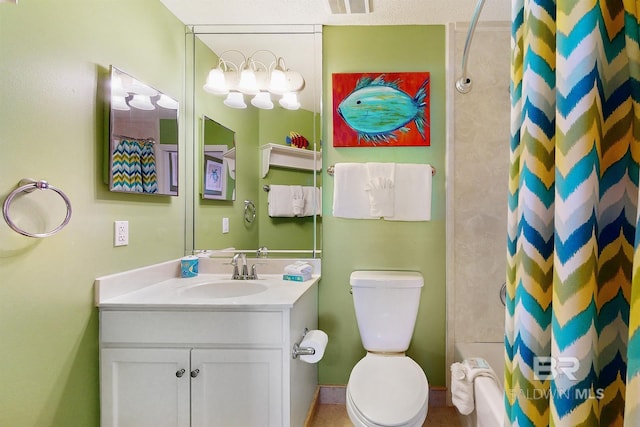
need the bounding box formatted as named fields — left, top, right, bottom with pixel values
left=260, top=143, right=321, bottom=178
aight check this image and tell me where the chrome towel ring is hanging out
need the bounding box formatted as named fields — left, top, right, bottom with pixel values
left=2, top=179, right=72, bottom=238
left=244, top=200, right=256, bottom=224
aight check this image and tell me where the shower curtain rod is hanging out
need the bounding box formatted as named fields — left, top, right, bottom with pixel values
left=456, top=0, right=487, bottom=94
left=113, top=134, right=156, bottom=144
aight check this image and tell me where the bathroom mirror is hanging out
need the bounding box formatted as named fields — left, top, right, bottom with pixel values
left=201, top=115, right=236, bottom=201
left=108, top=66, right=179, bottom=196
left=187, top=25, right=322, bottom=256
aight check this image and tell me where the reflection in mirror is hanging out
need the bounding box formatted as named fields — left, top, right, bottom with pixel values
left=108, top=66, right=179, bottom=196
left=201, top=115, right=236, bottom=201
left=188, top=26, right=322, bottom=257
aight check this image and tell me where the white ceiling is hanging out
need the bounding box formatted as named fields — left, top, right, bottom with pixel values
left=159, top=0, right=511, bottom=111
left=159, top=0, right=511, bottom=27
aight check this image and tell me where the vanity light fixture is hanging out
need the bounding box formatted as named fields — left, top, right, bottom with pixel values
left=110, top=70, right=180, bottom=112
left=204, top=49, right=305, bottom=110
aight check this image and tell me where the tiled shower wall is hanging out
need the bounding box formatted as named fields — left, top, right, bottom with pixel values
left=447, top=21, right=511, bottom=353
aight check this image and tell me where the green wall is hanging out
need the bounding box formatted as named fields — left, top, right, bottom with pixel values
left=319, top=25, right=448, bottom=386
left=0, top=1, right=185, bottom=426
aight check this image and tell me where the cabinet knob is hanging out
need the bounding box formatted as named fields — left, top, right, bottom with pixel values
left=190, top=369, right=200, bottom=378
left=175, top=368, right=186, bottom=378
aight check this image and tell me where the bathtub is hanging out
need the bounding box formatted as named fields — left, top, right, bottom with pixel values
left=454, top=342, right=504, bottom=427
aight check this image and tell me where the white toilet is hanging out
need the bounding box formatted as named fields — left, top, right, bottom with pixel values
left=346, top=270, right=429, bottom=427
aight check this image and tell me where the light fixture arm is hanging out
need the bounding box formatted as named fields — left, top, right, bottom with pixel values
left=217, top=50, right=248, bottom=70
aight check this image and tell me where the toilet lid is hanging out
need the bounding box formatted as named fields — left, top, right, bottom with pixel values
left=348, top=355, right=428, bottom=426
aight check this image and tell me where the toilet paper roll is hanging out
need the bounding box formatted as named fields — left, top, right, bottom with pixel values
left=299, top=330, right=328, bottom=364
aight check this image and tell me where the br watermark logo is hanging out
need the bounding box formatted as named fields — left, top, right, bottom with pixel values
left=509, top=356, right=605, bottom=400
left=534, top=356, right=579, bottom=381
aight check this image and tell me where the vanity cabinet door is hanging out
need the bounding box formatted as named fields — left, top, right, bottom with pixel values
left=190, top=348, right=283, bottom=427
left=101, top=348, right=191, bottom=427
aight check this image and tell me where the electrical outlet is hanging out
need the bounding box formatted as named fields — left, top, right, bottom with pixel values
left=114, top=221, right=129, bottom=246
left=222, top=217, right=229, bottom=234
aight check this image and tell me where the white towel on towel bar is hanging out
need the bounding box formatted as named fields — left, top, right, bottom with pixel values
left=385, top=164, right=433, bottom=221
left=291, top=186, right=304, bottom=216
left=268, top=185, right=296, bottom=217
left=365, top=162, right=395, bottom=218
left=332, top=163, right=377, bottom=219
left=268, top=185, right=320, bottom=217
left=302, top=186, right=322, bottom=217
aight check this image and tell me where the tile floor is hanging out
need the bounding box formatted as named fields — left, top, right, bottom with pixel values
left=309, top=404, right=461, bottom=426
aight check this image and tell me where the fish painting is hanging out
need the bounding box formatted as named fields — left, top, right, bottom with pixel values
left=333, top=72, right=430, bottom=147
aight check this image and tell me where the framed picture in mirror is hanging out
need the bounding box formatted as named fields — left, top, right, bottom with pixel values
left=201, top=116, right=236, bottom=201
left=203, top=155, right=224, bottom=198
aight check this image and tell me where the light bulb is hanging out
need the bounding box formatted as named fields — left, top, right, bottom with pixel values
left=268, top=69, right=288, bottom=94
left=251, top=92, right=274, bottom=109
left=238, top=69, right=259, bottom=95
left=156, top=94, right=178, bottom=109
left=279, top=92, right=300, bottom=110
left=130, top=79, right=158, bottom=97
left=129, top=94, right=155, bottom=110
left=111, top=95, right=130, bottom=111
left=203, top=68, right=229, bottom=95
left=223, top=92, right=247, bottom=109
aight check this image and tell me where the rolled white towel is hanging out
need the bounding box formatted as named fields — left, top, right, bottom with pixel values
left=450, top=358, right=501, bottom=416
left=450, top=362, right=475, bottom=415
left=284, top=261, right=313, bottom=275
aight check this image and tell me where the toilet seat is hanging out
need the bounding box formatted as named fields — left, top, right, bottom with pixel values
left=347, top=354, right=429, bottom=426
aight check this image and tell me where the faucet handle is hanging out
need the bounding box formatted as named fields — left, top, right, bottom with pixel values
left=230, top=253, right=241, bottom=279
left=250, top=264, right=258, bottom=280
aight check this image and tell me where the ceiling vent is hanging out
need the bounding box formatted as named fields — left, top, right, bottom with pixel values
left=326, top=0, right=371, bottom=14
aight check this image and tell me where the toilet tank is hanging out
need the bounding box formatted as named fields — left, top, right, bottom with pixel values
left=350, top=271, right=424, bottom=353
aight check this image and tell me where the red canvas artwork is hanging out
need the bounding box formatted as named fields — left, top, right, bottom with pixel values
left=332, top=72, right=430, bottom=147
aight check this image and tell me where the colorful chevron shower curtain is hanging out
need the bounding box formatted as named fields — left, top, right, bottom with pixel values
left=506, top=1, right=640, bottom=426
left=112, top=139, right=158, bottom=194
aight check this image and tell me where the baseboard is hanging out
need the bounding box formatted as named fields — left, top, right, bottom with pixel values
left=303, top=386, right=321, bottom=427
left=429, top=386, right=447, bottom=407
left=317, top=385, right=448, bottom=407
left=319, top=385, right=347, bottom=404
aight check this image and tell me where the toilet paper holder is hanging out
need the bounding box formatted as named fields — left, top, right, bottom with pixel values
left=292, top=328, right=316, bottom=359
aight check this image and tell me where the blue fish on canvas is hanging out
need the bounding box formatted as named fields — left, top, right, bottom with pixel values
left=337, top=74, right=429, bottom=144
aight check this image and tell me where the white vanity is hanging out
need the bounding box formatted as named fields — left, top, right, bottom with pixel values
left=95, top=258, right=321, bottom=427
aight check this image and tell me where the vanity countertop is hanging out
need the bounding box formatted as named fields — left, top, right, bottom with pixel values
left=95, top=258, right=320, bottom=310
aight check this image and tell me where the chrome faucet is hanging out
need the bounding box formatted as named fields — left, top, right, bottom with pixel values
left=231, top=253, right=258, bottom=280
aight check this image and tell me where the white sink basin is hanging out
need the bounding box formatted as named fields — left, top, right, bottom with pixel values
left=178, top=280, right=268, bottom=299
